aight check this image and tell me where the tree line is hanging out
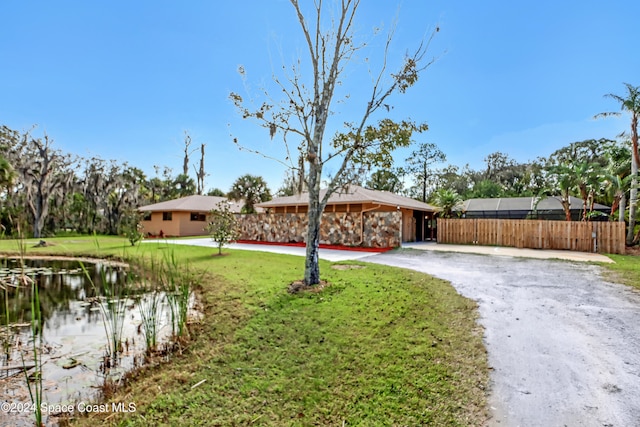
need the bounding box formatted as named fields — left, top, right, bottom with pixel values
left=1, top=122, right=636, bottom=245
left=0, top=125, right=271, bottom=238
left=361, top=139, right=627, bottom=215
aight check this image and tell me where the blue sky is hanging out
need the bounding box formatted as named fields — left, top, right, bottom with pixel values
left=1, top=1, right=637, bottom=193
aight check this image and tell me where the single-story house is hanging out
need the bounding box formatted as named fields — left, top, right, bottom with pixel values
left=460, top=196, right=610, bottom=221
left=138, top=195, right=244, bottom=237
left=250, top=185, right=440, bottom=246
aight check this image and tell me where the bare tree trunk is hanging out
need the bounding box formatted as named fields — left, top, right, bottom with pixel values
left=33, top=187, right=46, bottom=238
left=619, top=193, right=626, bottom=223
left=183, top=131, right=192, bottom=177
left=626, top=112, right=639, bottom=244
left=304, top=201, right=321, bottom=285
left=304, top=147, right=323, bottom=285
left=196, top=143, right=206, bottom=195
left=421, top=163, right=427, bottom=202
left=561, top=190, right=572, bottom=222
left=627, top=159, right=638, bottom=244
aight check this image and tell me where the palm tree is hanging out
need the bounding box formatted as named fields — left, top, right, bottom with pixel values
left=546, top=163, right=578, bottom=221
left=433, top=188, right=462, bottom=218
left=595, top=83, right=640, bottom=244
left=573, top=161, right=603, bottom=221
left=228, top=174, right=272, bottom=214
left=601, top=143, right=631, bottom=222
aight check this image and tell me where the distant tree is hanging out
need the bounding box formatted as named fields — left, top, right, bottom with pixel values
left=228, top=174, right=271, bottom=213
left=366, top=169, right=403, bottom=193
left=230, top=0, right=437, bottom=285
left=206, top=201, right=241, bottom=255
left=480, top=151, right=531, bottom=196
left=206, top=187, right=226, bottom=197
left=0, top=155, right=15, bottom=192
left=429, top=164, right=474, bottom=199
left=170, top=173, right=196, bottom=199
left=104, top=165, right=147, bottom=235
left=595, top=83, right=640, bottom=244
left=194, top=143, right=207, bottom=195
left=469, top=179, right=503, bottom=199
left=546, top=138, right=616, bottom=168
left=182, top=131, right=195, bottom=176
left=0, top=147, right=18, bottom=234
left=404, top=142, right=446, bottom=202
left=276, top=170, right=298, bottom=197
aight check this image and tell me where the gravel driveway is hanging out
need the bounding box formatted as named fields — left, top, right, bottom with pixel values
left=364, top=249, right=640, bottom=427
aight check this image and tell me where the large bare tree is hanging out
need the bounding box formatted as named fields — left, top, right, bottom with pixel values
left=231, top=0, right=437, bottom=285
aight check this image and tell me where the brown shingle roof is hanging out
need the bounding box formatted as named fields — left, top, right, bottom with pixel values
left=138, top=195, right=244, bottom=213
left=256, top=185, right=439, bottom=212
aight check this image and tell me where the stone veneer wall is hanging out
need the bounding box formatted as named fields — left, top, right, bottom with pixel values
left=236, top=211, right=401, bottom=248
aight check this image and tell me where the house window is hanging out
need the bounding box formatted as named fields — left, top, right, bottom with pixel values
left=162, top=212, right=172, bottom=221
left=190, top=212, right=206, bottom=221
left=142, top=212, right=152, bottom=221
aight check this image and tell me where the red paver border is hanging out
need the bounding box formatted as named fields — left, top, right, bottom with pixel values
left=235, top=240, right=394, bottom=253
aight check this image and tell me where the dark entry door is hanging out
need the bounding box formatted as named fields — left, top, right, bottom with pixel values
left=413, top=211, right=424, bottom=242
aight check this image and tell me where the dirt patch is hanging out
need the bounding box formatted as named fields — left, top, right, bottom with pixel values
left=625, top=245, right=640, bottom=256
left=331, top=264, right=364, bottom=270
left=287, top=280, right=331, bottom=294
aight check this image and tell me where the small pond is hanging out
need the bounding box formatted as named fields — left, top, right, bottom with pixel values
left=0, top=257, right=196, bottom=426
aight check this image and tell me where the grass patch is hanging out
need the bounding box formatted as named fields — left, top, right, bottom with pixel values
left=0, top=237, right=488, bottom=426
left=602, top=253, right=640, bottom=290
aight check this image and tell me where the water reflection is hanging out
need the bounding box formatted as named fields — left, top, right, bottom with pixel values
left=0, top=257, right=192, bottom=427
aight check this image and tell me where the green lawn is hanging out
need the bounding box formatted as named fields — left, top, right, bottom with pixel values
left=602, top=253, right=640, bottom=290
left=0, top=236, right=488, bottom=426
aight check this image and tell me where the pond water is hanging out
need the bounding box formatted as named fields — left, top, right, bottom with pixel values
left=0, top=257, right=194, bottom=426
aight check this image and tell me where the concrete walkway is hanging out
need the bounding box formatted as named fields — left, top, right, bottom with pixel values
left=402, top=241, right=614, bottom=263
left=143, top=238, right=376, bottom=262
left=144, top=238, right=613, bottom=263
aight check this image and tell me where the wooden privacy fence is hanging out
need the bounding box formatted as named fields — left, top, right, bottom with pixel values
left=437, top=219, right=626, bottom=254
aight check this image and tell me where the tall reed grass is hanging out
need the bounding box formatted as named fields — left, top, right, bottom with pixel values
left=22, top=273, right=43, bottom=426
left=15, top=231, right=44, bottom=425
left=161, top=250, right=193, bottom=339
left=79, top=261, right=128, bottom=369
left=138, top=290, right=161, bottom=353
